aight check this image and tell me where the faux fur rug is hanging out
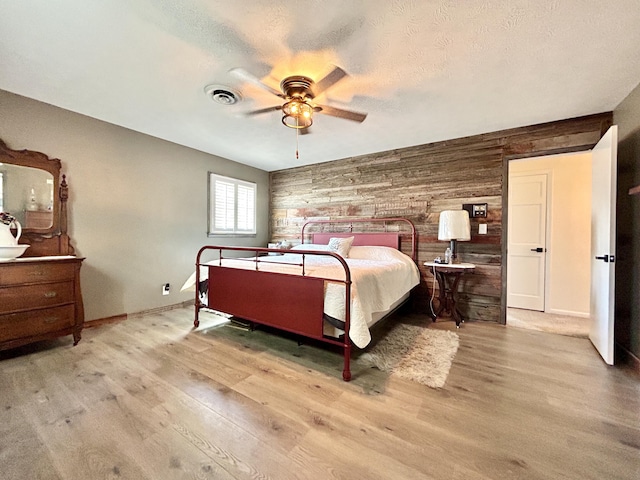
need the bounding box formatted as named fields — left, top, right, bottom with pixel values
left=360, top=324, right=459, bottom=388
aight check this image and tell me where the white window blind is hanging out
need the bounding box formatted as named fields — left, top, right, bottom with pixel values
left=209, top=173, right=256, bottom=235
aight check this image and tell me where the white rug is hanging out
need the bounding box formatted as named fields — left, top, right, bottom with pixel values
left=360, top=324, right=459, bottom=388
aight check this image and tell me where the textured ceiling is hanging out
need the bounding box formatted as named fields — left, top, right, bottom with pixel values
left=1, top=1, right=640, bottom=172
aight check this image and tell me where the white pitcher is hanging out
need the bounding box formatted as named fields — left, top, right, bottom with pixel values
left=0, top=217, right=21, bottom=246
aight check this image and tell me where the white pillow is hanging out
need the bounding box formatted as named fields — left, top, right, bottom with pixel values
left=328, top=236, right=354, bottom=258
left=349, top=245, right=407, bottom=261
left=290, top=243, right=330, bottom=251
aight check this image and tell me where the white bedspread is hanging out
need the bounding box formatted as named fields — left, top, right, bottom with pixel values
left=181, top=246, right=420, bottom=348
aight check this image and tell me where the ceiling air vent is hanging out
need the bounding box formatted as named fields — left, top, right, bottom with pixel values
left=204, top=84, right=242, bottom=105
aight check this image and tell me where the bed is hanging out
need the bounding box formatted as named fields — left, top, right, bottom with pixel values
left=187, top=218, right=419, bottom=381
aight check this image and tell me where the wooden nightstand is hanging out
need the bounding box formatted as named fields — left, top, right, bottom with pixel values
left=424, top=262, right=475, bottom=327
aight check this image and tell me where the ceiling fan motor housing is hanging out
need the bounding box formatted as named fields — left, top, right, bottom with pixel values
left=280, top=76, right=315, bottom=100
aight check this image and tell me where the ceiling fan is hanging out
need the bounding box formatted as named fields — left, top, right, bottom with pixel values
left=229, top=65, right=367, bottom=133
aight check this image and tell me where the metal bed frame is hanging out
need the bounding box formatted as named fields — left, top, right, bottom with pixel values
left=193, top=217, right=417, bottom=381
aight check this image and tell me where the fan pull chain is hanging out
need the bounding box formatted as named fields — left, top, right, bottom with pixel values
left=295, top=116, right=300, bottom=159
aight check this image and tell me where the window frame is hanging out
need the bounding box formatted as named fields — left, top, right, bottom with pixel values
left=207, top=172, right=257, bottom=237
left=0, top=169, right=4, bottom=212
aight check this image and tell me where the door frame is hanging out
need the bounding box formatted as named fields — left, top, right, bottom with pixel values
left=500, top=147, right=591, bottom=325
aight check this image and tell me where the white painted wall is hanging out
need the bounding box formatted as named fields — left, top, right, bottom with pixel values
left=509, top=152, right=592, bottom=317
left=0, top=89, right=270, bottom=321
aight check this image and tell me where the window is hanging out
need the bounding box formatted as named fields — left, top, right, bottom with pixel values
left=208, top=173, right=256, bottom=235
left=0, top=171, right=4, bottom=212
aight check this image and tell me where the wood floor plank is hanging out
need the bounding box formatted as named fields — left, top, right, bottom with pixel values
left=1, top=306, right=639, bottom=480
left=66, top=336, right=240, bottom=479
left=0, top=366, right=63, bottom=480
left=104, top=326, right=310, bottom=456
left=428, top=322, right=640, bottom=480
left=88, top=325, right=318, bottom=478
left=5, top=353, right=153, bottom=479
left=151, top=393, right=304, bottom=480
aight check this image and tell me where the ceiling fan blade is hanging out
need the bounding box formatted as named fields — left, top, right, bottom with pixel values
left=229, top=68, right=286, bottom=99
left=312, top=65, right=348, bottom=97
left=245, top=105, right=282, bottom=116
left=316, top=104, right=367, bottom=123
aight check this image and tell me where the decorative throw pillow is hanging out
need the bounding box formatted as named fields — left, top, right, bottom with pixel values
left=328, top=236, right=354, bottom=258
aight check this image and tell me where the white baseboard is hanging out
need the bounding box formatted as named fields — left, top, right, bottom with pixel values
left=545, top=308, right=589, bottom=318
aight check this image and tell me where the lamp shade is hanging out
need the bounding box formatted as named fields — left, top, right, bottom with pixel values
left=438, top=210, right=471, bottom=241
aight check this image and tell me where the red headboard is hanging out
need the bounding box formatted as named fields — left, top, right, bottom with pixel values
left=301, top=217, right=417, bottom=261
left=311, top=232, right=400, bottom=249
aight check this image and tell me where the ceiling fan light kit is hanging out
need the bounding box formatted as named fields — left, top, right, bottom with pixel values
left=279, top=75, right=317, bottom=129
left=282, top=99, right=313, bottom=128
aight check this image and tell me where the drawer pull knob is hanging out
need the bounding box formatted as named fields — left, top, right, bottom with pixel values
left=43, top=317, right=60, bottom=324
left=44, top=291, right=58, bottom=298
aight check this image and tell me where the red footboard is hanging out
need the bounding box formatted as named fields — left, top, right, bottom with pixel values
left=194, top=246, right=353, bottom=381
left=207, top=267, right=326, bottom=338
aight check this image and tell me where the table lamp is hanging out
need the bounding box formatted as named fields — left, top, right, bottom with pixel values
left=438, top=210, right=471, bottom=263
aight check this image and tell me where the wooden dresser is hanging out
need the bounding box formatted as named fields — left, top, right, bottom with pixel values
left=0, top=256, right=84, bottom=350
left=1, top=139, right=85, bottom=351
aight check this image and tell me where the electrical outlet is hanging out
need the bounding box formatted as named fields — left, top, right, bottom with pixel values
left=162, top=283, right=170, bottom=295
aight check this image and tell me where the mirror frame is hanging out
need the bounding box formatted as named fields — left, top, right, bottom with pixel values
left=0, top=138, right=74, bottom=256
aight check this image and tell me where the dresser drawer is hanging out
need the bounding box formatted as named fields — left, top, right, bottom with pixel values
left=0, top=262, right=76, bottom=286
left=0, top=305, right=75, bottom=341
left=0, top=282, right=75, bottom=314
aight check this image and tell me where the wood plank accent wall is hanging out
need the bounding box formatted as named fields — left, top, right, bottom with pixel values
left=270, top=113, right=613, bottom=323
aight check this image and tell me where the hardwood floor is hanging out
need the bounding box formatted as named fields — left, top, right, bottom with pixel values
left=1, top=307, right=638, bottom=480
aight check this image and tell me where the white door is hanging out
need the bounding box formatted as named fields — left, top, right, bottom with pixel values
left=507, top=173, right=548, bottom=310
left=590, top=125, right=618, bottom=365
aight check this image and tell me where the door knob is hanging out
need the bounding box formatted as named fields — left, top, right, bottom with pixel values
left=530, top=247, right=544, bottom=252
left=595, top=255, right=615, bottom=263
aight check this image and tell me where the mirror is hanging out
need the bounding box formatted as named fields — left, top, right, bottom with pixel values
left=0, top=163, right=54, bottom=229
left=0, top=139, right=75, bottom=257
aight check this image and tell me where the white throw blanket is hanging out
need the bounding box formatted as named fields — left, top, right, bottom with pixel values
left=181, top=246, right=420, bottom=348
